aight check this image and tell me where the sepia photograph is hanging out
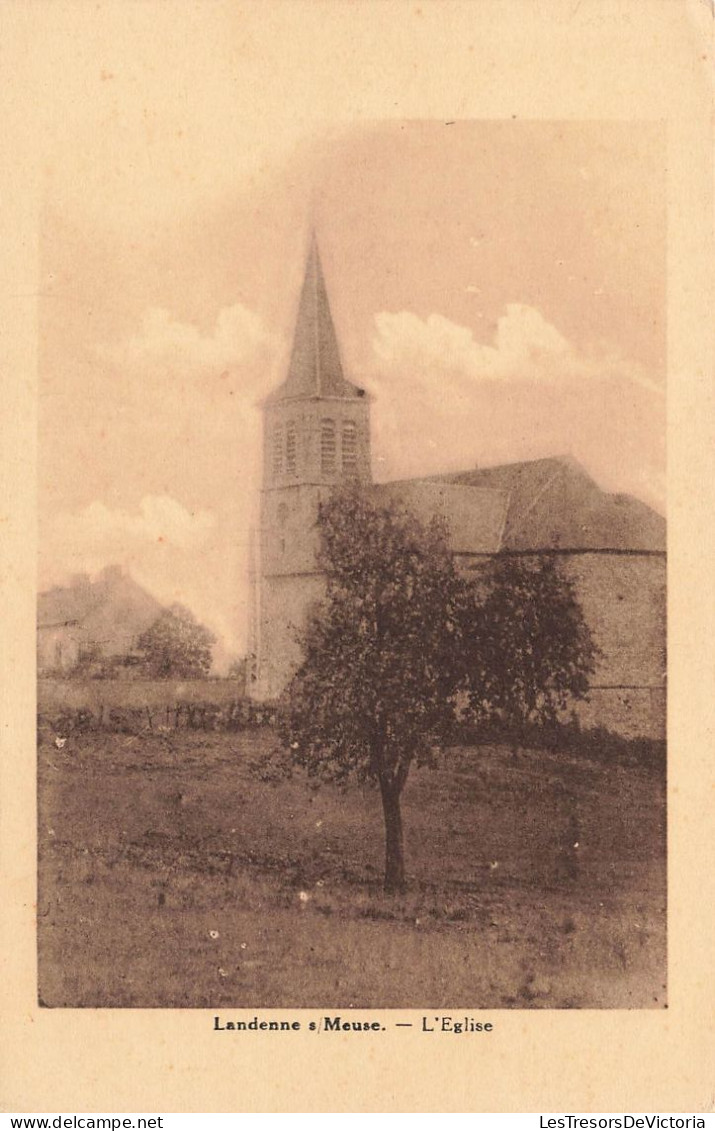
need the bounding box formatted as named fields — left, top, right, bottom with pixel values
left=36, top=118, right=667, bottom=1011
left=3, top=0, right=714, bottom=1115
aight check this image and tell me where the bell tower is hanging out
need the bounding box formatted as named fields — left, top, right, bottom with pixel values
left=251, top=234, right=371, bottom=699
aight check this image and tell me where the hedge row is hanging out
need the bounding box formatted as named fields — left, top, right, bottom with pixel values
left=452, top=716, right=666, bottom=771
left=38, top=703, right=665, bottom=771
left=38, top=699, right=277, bottom=736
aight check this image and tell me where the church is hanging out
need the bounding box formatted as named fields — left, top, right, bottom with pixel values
left=250, top=238, right=666, bottom=739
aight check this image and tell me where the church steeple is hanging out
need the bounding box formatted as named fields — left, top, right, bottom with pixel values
left=269, top=234, right=365, bottom=402
left=251, top=227, right=371, bottom=699
left=261, top=232, right=371, bottom=493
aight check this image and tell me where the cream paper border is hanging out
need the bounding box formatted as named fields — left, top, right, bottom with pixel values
left=1, top=0, right=713, bottom=1114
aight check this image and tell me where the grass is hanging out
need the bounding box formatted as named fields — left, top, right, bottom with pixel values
left=37, top=727, right=666, bottom=1009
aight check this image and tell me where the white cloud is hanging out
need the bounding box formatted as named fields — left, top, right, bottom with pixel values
left=373, top=305, right=568, bottom=382
left=368, top=305, right=665, bottom=509
left=99, top=304, right=269, bottom=380
left=372, top=304, right=663, bottom=395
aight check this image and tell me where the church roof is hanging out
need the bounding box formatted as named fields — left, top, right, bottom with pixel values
left=267, top=235, right=367, bottom=403
left=425, top=457, right=666, bottom=552
left=370, top=481, right=509, bottom=553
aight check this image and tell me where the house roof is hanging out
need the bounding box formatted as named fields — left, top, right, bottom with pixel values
left=37, top=568, right=162, bottom=652
left=386, top=456, right=665, bottom=553
left=38, top=585, right=91, bottom=628
left=266, top=235, right=367, bottom=403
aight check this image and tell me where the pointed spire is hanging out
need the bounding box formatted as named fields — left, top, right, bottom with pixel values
left=271, top=234, right=364, bottom=402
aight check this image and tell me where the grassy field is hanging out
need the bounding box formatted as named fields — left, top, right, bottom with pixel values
left=37, top=726, right=666, bottom=1009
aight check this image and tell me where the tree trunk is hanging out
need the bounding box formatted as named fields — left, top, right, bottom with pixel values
left=380, top=779, right=406, bottom=893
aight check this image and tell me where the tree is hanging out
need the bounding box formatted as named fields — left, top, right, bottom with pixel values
left=464, top=553, right=597, bottom=754
left=136, top=604, right=216, bottom=679
left=280, top=488, right=470, bottom=892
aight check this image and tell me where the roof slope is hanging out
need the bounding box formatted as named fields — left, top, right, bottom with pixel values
left=38, top=567, right=162, bottom=654
left=268, top=235, right=366, bottom=403
left=370, top=481, right=509, bottom=553
left=410, top=456, right=665, bottom=552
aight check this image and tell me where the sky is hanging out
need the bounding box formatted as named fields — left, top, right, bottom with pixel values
left=36, top=7, right=666, bottom=666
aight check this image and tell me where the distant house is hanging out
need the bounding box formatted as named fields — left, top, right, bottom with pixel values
left=37, top=566, right=162, bottom=676
left=250, top=238, right=666, bottom=739
left=36, top=618, right=82, bottom=675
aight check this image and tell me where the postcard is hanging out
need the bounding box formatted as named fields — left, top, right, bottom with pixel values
left=1, top=0, right=712, bottom=1114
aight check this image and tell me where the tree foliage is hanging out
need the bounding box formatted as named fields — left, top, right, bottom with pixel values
left=464, top=553, right=597, bottom=741
left=280, top=487, right=470, bottom=891
left=281, top=489, right=599, bottom=890
left=136, top=604, right=216, bottom=679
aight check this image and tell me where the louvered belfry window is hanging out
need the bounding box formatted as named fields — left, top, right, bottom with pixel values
left=286, top=421, right=297, bottom=476
left=320, top=419, right=336, bottom=476
left=342, top=421, right=358, bottom=478
left=272, top=422, right=284, bottom=478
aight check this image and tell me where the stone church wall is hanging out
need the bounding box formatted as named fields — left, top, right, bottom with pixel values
left=569, top=686, right=666, bottom=740
left=255, top=572, right=326, bottom=700
left=565, top=552, right=666, bottom=739
left=463, top=550, right=666, bottom=738
left=563, top=553, right=666, bottom=687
